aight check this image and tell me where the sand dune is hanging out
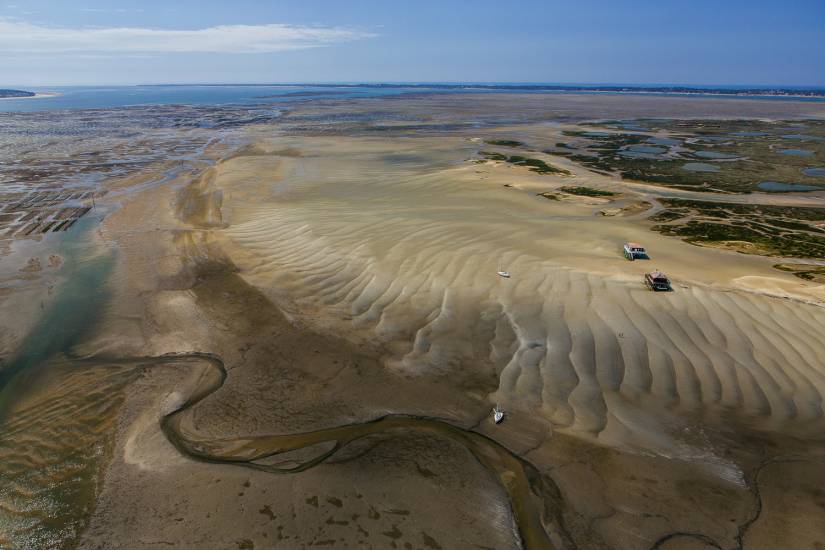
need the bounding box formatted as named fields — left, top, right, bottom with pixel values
left=193, top=134, right=825, bottom=456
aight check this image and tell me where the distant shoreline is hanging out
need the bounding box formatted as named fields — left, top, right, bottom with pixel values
left=143, top=82, right=825, bottom=99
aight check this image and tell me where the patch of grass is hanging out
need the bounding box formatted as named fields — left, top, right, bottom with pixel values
left=559, top=186, right=616, bottom=197
left=509, top=155, right=569, bottom=174
left=659, top=198, right=825, bottom=221
left=774, top=263, right=825, bottom=283
left=537, top=192, right=560, bottom=200
left=649, top=210, right=685, bottom=222
left=650, top=198, right=825, bottom=260
left=480, top=151, right=508, bottom=162
left=480, top=151, right=570, bottom=175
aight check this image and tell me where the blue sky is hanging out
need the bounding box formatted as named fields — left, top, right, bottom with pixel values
left=1, top=0, right=823, bottom=86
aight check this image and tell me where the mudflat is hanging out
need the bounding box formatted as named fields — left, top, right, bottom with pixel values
left=2, top=93, right=825, bottom=549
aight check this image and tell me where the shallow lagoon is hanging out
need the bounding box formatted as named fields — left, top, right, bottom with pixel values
left=802, top=167, right=825, bottom=177
left=779, top=149, right=814, bottom=157
left=627, top=144, right=667, bottom=154
left=758, top=181, right=825, bottom=191
left=619, top=144, right=667, bottom=159
left=782, top=134, right=825, bottom=141
left=682, top=162, right=720, bottom=172
left=619, top=151, right=664, bottom=159
left=647, top=137, right=680, bottom=146
left=694, top=150, right=738, bottom=159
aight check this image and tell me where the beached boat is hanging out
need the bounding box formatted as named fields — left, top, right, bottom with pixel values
left=645, top=271, right=672, bottom=291
left=623, top=242, right=648, bottom=260
left=497, top=263, right=510, bottom=278
left=493, top=405, right=505, bottom=424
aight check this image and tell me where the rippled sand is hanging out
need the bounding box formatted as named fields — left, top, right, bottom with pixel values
left=0, top=361, right=134, bottom=548
left=208, top=134, right=825, bottom=452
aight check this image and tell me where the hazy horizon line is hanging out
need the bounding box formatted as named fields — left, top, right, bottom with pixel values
left=10, top=81, right=825, bottom=89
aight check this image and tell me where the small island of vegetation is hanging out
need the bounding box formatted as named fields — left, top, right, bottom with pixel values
left=0, top=89, right=36, bottom=98
left=559, top=186, right=616, bottom=197
left=480, top=151, right=570, bottom=175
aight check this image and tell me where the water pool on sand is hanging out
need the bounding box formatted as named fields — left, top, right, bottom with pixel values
left=758, top=181, right=825, bottom=192
left=682, top=162, right=720, bottom=172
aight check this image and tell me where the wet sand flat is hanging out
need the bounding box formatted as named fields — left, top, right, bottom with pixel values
left=1, top=93, right=825, bottom=549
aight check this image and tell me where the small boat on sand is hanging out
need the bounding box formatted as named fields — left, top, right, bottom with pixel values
left=497, top=263, right=510, bottom=278
left=493, top=404, right=505, bottom=424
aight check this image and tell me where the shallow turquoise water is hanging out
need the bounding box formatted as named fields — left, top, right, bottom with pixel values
left=0, top=215, right=113, bottom=419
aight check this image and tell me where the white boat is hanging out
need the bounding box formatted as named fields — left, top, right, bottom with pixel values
left=497, top=264, right=510, bottom=278
left=493, top=404, right=505, bottom=424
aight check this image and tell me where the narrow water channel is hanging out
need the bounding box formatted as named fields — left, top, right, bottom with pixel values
left=157, top=353, right=560, bottom=549
left=0, top=208, right=560, bottom=550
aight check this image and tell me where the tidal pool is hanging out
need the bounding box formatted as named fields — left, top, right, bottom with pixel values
left=619, top=144, right=667, bottom=159
left=627, top=144, right=667, bottom=154
left=682, top=162, right=720, bottom=172
left=779, top=149, right=814, bottom=157
left=694, top=151, right=738, bottom=159
left=802, top=167, right=825, bottom=177
left=619, top=151, right=663, bottom=159
left=758, top=181, right=825, bottom=192
left=782, top=134, right=825, bottom=141
left=647, top=137, right=680, bottom=146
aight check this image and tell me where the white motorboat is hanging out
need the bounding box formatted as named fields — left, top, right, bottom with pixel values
left=493, top=404, right=505, bottom=424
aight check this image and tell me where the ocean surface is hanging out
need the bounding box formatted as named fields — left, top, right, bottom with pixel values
left=0, top=85, right=422, bottom=113
left=3, top=84, right=825, bottom=113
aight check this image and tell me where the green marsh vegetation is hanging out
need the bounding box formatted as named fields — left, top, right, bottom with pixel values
left=557, top=120, right=825, bottom=194
left=559, top=186, right=616, bottom=197
left=649, top=198, right=825, bottom=264
left=773, top=263, right=825, bottom=283
left=479, top=151, right=570, bottom=175
left=484, top=139, right=525, bottom=147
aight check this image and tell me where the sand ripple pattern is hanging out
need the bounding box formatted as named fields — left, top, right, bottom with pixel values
left=0, top=364, right=134, bottom=549
left=222, top=147, right=825, bottom=443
